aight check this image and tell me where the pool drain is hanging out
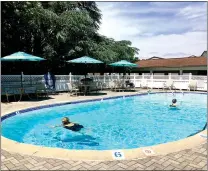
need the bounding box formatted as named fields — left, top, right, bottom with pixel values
left=142, top=148, right=155, bottom=156
left=199, top=134, right=207, bottom=139
left=16, top=111, right=20, bottom=114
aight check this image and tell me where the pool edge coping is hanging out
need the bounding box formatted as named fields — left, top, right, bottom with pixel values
left=1, top=91, right=207, bottom=161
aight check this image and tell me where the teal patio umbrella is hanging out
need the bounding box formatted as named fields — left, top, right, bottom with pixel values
left=67, top=56, right=103, bottom=78
left=1, top=52, right=46, bottom=87
left=109, top=60, right=138, bottom=80
left=1, top=52, right=46, bottom=62
left=109, top=60, right=138, bottom=67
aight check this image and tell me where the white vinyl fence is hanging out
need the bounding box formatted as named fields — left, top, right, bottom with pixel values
left=1, top=73, right=207, bottom=95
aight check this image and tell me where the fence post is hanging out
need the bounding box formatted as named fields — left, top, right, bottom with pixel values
left=69, top=72, right=72, bottom=83
left=168, top=73, right=171, bottom=80
left=151, top=73, right=154, bottom=89
left=21, top=72, right=24, bottom=81
left=133, top=73, right=136, bottom=85
left=30, top=75, right=32, bottom=86
left=189, top=73, right=192, bottom=81
left=103, top=74, right=106, bottom=84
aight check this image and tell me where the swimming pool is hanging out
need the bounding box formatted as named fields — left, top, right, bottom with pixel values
left=1, top=92, right=207, bottom=150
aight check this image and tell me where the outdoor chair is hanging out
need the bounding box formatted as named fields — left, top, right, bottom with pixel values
left=140, top=80, right=148, bottom=89
left=163, top=80, right=175, bottom=91
left=82, top=81, right=97, bottom=95
left=109, top=80, right=116, bottom=91
left=97, top=81, right=106, bottom=91
left=35, top=84, right=49, bottom=99
left=188, top=80, right=197, bottom=91
left=114, top=80, right=124, bottom=92
left=78, top=78, right=94, bottom=95
left=20, top=86, right=37, bottom=100
left=90, top=81, right=100, bottom=94
left=147, top=80, right=155, bottom=90
left=24, top=86, right=36, bottom=94
left=66, top=83, right=79, bottom=96
left=2, top=87, right=16, bottom=102
left=125, top=80, right=136, bottom=91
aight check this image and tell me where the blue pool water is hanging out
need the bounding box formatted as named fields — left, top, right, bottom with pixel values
left=1, top=93, right=207, bottom=150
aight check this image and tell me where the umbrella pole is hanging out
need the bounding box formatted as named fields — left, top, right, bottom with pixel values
left=123, top=65, right=125, bottom=82
left=85, top=63, right=87, bottom=78
left=21, top=71, right=23, bottom=88
left=30, top=75, right=32, bottom=86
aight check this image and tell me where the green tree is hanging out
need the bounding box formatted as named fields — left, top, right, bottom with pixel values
left=2, top=1, right=139, bottom=74
left=91, top=36, right=139, bottom=64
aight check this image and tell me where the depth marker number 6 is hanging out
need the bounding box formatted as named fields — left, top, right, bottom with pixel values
left=112, top=150, right=125, bottom=160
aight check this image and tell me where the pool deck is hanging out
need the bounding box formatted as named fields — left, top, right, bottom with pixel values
left=1, top=89, right=207, bottom=170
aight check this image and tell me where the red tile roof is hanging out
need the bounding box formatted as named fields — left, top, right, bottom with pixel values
left=135, top=56, right=207, bottom=68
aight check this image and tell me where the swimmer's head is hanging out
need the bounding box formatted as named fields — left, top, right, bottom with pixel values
left=62, top=117, right=70, bottom=125
left=172, top=99, right=177, bottom=103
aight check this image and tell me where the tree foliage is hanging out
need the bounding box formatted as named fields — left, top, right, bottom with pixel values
left=2, top=1, right=139, bottom=74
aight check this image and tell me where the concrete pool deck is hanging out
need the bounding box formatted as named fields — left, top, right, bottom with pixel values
left=1, top=89, right=207, bottom=170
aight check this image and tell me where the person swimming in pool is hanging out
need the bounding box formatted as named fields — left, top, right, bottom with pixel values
left=170, top=99, right=177, bottom=107
left=51, top=117, right=84, bottom=132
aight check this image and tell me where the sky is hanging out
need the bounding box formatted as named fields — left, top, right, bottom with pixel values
left=97, top=2, right=207, bottom=59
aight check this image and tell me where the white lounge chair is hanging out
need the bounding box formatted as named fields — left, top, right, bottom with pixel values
left=97, top=81, right=106, bottom=91
left=2, top=87, right=16, bottom=102
left=109, top=80, right=116, bottom=91
left=88, top=81, right=99, bottom=94
left=188, top=80, right=197, bottom=91
left=140, top=80, right=148, bottom=89
left=147, top=80, right=154, bottom=90
left=36, top=84, right=49, bottom=99
left=66, top=83, right=79, bottom=96
left=114, top=80, right=124, bottom=92
left=163, top=80, right=175, bottom=91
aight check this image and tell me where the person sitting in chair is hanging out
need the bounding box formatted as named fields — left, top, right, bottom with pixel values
left=125, top=78, right=135, bottom=88
left=51, top=117, right=84, bottom=132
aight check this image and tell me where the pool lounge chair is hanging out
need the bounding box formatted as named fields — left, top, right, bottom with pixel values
left=35, top=84, right=49, bottom=99
left=66, top=83, right=79, bottom=96
left=140, top=80, right=148, bottom=89
left=88, top=81, right=99, bottom=94
left=97, top=81, right=106, bottom=91
left=163, top=80, right=175, bottom=91
left=2, top=87, right=16, bottom=102
left=188, top=80, right=197, bottom=91
left=114, top=80, right=124, bottom=92
left=124, top=80, right=136, bottom=91
left=109, top=80, right=116, bottom=91
left=21, top=86, right=37, bottom=100
left=24, top=86, right=36, bottom=94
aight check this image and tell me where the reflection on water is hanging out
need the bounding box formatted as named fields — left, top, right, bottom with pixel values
left=53, top=131, right=99, bottom=147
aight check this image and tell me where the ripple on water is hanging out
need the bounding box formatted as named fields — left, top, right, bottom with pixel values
left=1, top=93, right=207, bottom=150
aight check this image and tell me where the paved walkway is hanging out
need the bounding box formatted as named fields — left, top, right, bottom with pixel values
left=1, top=143, right=207, bottom=170
left=1, top=90, right=207, bottom=170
